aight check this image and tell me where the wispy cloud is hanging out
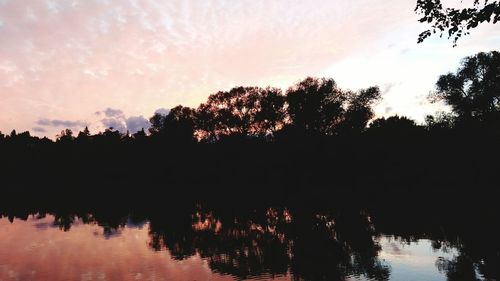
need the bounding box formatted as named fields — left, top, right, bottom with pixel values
left=36, top=118, right=87, bottom=128
left=95, top=108, right=125, bottom=118
left=32, top=127, right=47, bottom=133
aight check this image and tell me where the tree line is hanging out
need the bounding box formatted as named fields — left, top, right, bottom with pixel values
left=0, top=77, right=382, bottom=144
left=2, top=51, right=499, bottom=145
left=0, top=51, right=499, bottom=189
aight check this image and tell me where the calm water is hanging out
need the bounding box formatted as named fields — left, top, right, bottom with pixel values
left=0, top=204, right=497, bottom=281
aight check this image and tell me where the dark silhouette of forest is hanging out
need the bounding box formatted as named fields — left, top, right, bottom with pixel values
left=1, top=51, right=499, bottom=197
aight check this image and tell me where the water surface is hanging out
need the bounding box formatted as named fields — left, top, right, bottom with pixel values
left=0, top=203, right=496, bottom=281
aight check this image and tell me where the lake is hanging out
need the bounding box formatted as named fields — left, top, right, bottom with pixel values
left=0, top=199, right=497, bottom=281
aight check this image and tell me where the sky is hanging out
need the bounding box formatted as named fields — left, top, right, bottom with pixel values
left=0, top=0, right=499, bottom=138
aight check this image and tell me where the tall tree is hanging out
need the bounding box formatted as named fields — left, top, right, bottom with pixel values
left=164, top=105, right=197, bottom=142
left=250, top=87, right=286, bottom=137
left=132, top=128, right=147, bottom=140
left=429, top=51, right=500, bottom=121
left=416, top=0, right=500, bottom=46
left=57, top=129, right=74, bottom=143
left=286, top=77, right=380, bottom=136
left=339, top=87, right=381, bottom=134
left=368, top=116, right=422, bottom=136
left=150, top=105, right=196, bottom=142
left=195, top=87, right=286, bottom=140
left=76, top=126, right=91, bottom=140
left=149, top=112, right=168, bottom=136
left=286, top=77, right=347, bottom=135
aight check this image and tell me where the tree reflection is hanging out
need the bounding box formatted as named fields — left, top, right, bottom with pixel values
left=0, top=198, right=498, bottom=281
left=146, top=206, right=390, bottom=281
left=371, top=199, right=500, bottom=281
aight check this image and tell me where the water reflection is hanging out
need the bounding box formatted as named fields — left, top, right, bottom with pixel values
left=0, top=202, right=498, bottom=281
left=0, top=215, right=235, bottom=281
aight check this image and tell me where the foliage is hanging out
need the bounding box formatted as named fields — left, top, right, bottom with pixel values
left=368, top=116, right=422, bottom=136
left=195, top=87, right=285, bottom=141
left=285, top=78, right=380, bottom=136
left=424, top=112, right=456, bottom=130
left=429, top=51, right=500, bottom=122
left=415, top=0, right=500, bottom=46
left=150, top=105, right=197, bottom=142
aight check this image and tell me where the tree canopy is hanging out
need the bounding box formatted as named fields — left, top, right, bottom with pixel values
left=149, top=105, right=197, bottom=142
left=429, top=51, right=500, bottom=123
left=1, top=54, right=500, bottom=191
left=415, top=0, right=500, bottom=45
left=195, top=86, right=285, bottom=141
left=2, top=49, right=499, bottom=146
left=146, top=78, right=380, bottom=142
left=285, top=78, right=381, bottom=136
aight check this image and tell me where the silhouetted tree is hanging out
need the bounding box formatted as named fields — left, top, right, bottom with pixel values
left=39, top=136, right=53, bottom=146
left=416, top=0, right=500, bottom=45
left=254, top=87, right=287, bottom=138
left=368, top=116, right=422, bottom=135
left=57, top=129, right=74, bottom=143
left=425, top=112, right=456, bottom=131
left=195, top=87, right=286, bottom=141
left=286, top=78, right=345, bottom=136
left=150, top=105, right=196, bottom=142
left=76, top=126, right=91, bottom=143
left=339, top=87, right=382, bottom=134
left=285, top=77, right=380, bottom=136
left=429, top=51, right=500, bottom=124
left=165, top=106, right=197, bottom=142
left=132, top=128, right=147, bottom=140
left=149, top=112, right=167, bottom=136
left=78, top=126, right=90, bottom=137
left=94, top=128, right=123, bottom=145
left=11, top=131, right=33, bottom=146
left=1, top=73, right=498, bottom=191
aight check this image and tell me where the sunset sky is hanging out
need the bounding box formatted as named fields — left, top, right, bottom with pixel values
left=1, top=0, right=499, bottom=138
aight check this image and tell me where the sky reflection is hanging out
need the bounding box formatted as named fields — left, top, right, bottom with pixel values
left=0, top=215, right=243, bottom=281
left=0, top=213, right=473, bottom=281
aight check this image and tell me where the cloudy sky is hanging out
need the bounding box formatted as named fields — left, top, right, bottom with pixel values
left=0, top=0, right=499, bottom=138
